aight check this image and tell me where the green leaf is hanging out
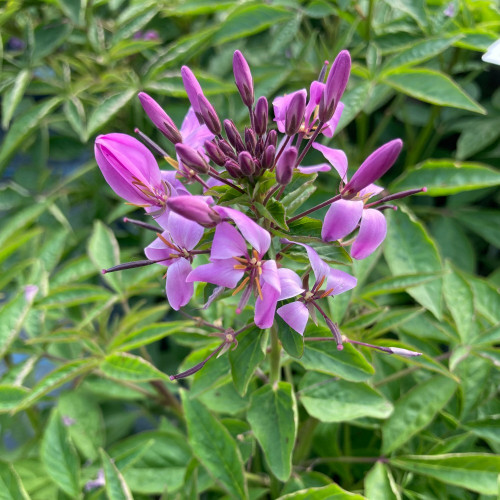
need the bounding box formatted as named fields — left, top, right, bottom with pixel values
left=281, top=175, right=317, bottom=215
left=229, top=327, right=268, bottom=396
left=182, top=392, right=248, bottom=499
left=164, top=0, right=236, bottom=15
left=64, top=97, right=86, bottom=141
left=0, top=462, right=30, bottom=500
left=456, top=118, right=500, bottom=160
left=382, top=375, right=457, bottom=454
left=276, top=315, right=304, bottom=359
left=213, top=4, right=292, bottom=44
left=110, top=321, right=192, bottom=352
left=2, top=68, right=31, bottom=129
left=299, top=341, right=374, bottom=382
left=0, top=385, right=29, bottom=413
left=100, top=449, right=133, bottom=500
left=32, top=23, right=72, bottom=60
left=0, top=97, right=62, bottom=174
left=0, top=292, right=33, bottom=359
left=384, top=208, right=443, bottom=319
left=40, top=409, right=80, bottom=498
left=391, top=160, right=500, bottom=196
left=86, top=90, right=135, bottom=138
left=247, top=382, right=297, bottom=482
left=443, top=263, right=475, bottom=343
left=277, top=483, right=366, bottom=499
left=364, top=462, right=399, bottom=500
left=255, top=200, right=288, bottom=230
left=383, top=69, right=485, bottom=114
left=455, top=209, right=500, bottom=248
left=336, top=81, right=372, bottom=132
left=299, top=372, right=393, bottom=422
left=100, top=353, right=170, bottom=383
left=390, top=454, right=500, bottom=495
left=37, top=284, right=112, bottom=308
left=17, top=359, right=98, bottom=411
left=361, top=272, right=441, bottom=298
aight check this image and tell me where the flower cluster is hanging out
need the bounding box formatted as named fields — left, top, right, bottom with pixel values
left=95, top=50, right=424, bottom=377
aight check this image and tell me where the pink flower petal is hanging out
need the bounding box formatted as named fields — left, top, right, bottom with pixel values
left=187, top=260, right=244, bottom=288
left=297, top=163, right=331, bottom=174
left=261, top=260, right=280, bottom=293
left=166, top=258, right=194, bottom=310
left=359, top=183, right=384, bottom=198
left=273, top=89, right=307, bottom=134
left=351, top=209, right=387, bottom=260
left=326, top=269, right=357, bottom=295
left=166, top=212, right=204, bottom=251
left=278, top=268, right=304, bottom=300
left=277, top=302, right=309, bottom=335
left=304, top=81, right=324, bottom=126
left=210, top=222, right=247, bottom=260
left=255, top=282, right=280, bottom=329
left=144, top=233, right=175, bottom=265
left=321, top=101, right=344, bottom=138
left=312, top=143, right=348, bottom=180
left=322, top=199, right=363, bottom=241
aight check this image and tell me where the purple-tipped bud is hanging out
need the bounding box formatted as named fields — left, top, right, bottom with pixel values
left=224, top=159, right=242, bottom=178
left=204, top=140, right=226, bottom=167
left=276, top=147, right=297, bottom=185
left=244, top=128, right=257, bottom=154
left=265, top=129, right=278, bottom=149
left=197, top=94, right=221, bottom=136
left=175, top=143, right=210, bottom=174
left=343, top=139, right=403, bottom=196
left=318, top=60, right=329, bottom=83
left=181, top=66, right=204, bottom=123
left=261, top=145, right=276, bottom=170
left=254, top=96, right=268, bottom=136
left=233, top=50, right=254, bottom=107
left=255, top=137, right=264, bottom=157
left=224, top=119, right=245, bottom=153
left=238, top=151, right=255, bottom=176
left=167, top=195, right=221, bottom=227
left=319, top=50, right=351, bottom=123
left=285, top=92, right=306, bottom=136
left=217, top=138, right=238, bottom=160
left=138, top=92, right=182, bottom=144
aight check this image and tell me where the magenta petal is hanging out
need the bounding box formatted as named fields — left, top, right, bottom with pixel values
left=165, top=212, right=204, bottom=250
left=321, top=101, right=344, bottom=138
left=261, top=260, right=280, bottom=293
left=211, top=222, right=247, bottom=260
left=312, top=143, right=348, bottom=180
left=277, top=302, right=309, bottom=335
left=166, top=258, right=194, bottom=310
left=187, top=260, right=244, bottom=288
left=326, top=269, right=357, bottom=296
left=255, top=282, right=280, bottom=329
left=351, top=209, right=387, bottom=260
left=297, top=163, right=331, bottom=174
left=215, top=207, right=271, bottom=255
left=272, top=89, right=307, bottom=134
left=305, top=81, right=324, bottom=126
left=322, top=199, right=363, bottom=241
left=144, top=233, right=175, bottom=265
left=278, top=268, right=304, bottom=300
left=359, top=183, right=384, bottom=198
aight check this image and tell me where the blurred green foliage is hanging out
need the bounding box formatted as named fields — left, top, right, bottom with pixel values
left=1, top=0, right=500, bottom=498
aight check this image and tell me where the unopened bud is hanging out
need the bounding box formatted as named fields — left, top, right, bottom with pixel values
left=319, top=50, right=351, bottom=123
left=181, top=66, right=204, bottom=123
left=318, top=60, right=329, bottom=83
left=167, top=195, right=221, bottom=227
left=238, top=151, right=255, bottom=176
left=255, top=137, right=264, bottom=157
left=138, top=92, right=182, bottom=144
left=197, top=94, right=221, bottom=136
left=244, top=128, right=257, bottom=154
left=224, top=119, right=245, bottom=153
left=261, top=145, right=275, bottom=170
left=276, top=147, right=297, bottom=185
left=285, top=92, right=306, bottom=136
left=217, top=138, right=238, bottom=161
left=233, top=50, right=254, bottom=107
left=224, top=159, right=242, bottom=178
left=204, top=140, right=226, bottom=166
left=175, top=143, right=209, bottom=174
left=388, top=347, right=422, bottom=357
left=265, top=129, right=278, bottom=149
left=254, top=96, right=268, bottom=136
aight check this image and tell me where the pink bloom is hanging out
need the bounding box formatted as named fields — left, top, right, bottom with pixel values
left=187, top=207, right=280, bottom=328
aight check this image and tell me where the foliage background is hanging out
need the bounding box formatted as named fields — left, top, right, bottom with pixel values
left=1, top=0, right=499, bottom=498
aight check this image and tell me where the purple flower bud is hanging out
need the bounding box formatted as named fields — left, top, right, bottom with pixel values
left=204, top=140, right=226, bottom=166
left=265, top=129, right=278, bottom=149
left=285, top=92, right=306, bottom=136
left=224, top=159, right=242, bottom=178
left=255, top=137, right=264, bottom=157
left=181, top=66, right=204, bottom=123
left=176, top=143, right=210, bottom=174
left=233, top=50, right=254, bottom=107
left=343, top=139, right=403, bottom=196
left=276, top=147, right=297, bottom=185
left=319, top=50, right=351, bottom=123
left=217, top=138, right=238, bottom=160
left=254, top=96, right=268, bottom=136
left=224, top=119, right=245, bottom=153
left=167, top=195, right=221, bottom=227
left=261, top=145, right=276, bottom=170
left=238, top=151, right=255, bottom=176
left=138, top=92, right=182, bottom=144
left=197, top=94, right=221, bottom=136
left=244, top=128, right=257, bottom=154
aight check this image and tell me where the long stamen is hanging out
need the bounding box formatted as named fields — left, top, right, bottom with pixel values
left=233, top=256, right=248, bottom=264
left=134, top=128, right=169, bottom=157
left=320, top=288, right=334, bottom=298
left=254, top=276, right=263, bottom=300
left=312, top=275, right=326, bottom=293
left=233, top=264, right=247, bottom=270
left=156, top=233, right=179, bottom=251
left=102, top=259, right=164, bottom=274
left=252, top=249, right=259, bottom=260
left=232, top=276, right=250, bottom=296
left=123, top=217, right=160, bottom=232
left=287, top=194, right=341, bottom=223
left=365, top=187, right=427, bottom=207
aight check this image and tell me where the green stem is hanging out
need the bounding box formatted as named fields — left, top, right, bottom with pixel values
left=293, top=417, right=318, bottom=464
left=269, top=323, right=281, bottom=386
left=365, top=0, right=375, bottom=41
